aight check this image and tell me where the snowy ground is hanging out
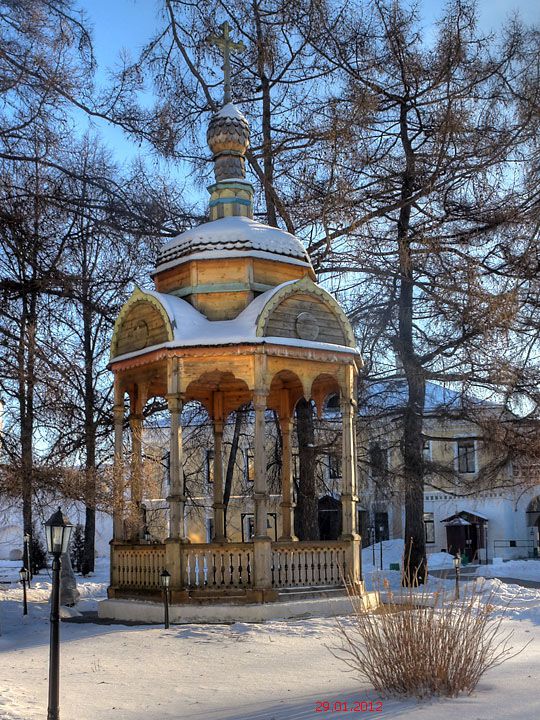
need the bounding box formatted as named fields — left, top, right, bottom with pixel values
left=1, top=549, right=539, bottom=720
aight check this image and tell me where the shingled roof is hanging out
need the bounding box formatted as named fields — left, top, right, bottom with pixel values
left=155, top=215, right=313, bottom=272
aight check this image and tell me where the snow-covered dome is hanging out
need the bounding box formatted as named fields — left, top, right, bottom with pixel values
left=155, top=215, right=313, bottom=272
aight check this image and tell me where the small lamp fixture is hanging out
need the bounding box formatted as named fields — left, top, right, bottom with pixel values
left=160, top=569, right=171, bottom=629
left=19, top=566, right=29, bottom=615
left=44, top=508, right=74, bottom=556
left=453, top=554, right=461, bottom=600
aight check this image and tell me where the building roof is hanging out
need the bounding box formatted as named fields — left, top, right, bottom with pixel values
left=360, top=380, right=496, bottom=415
left=110, top=283, right=359, bottom=364
left=155, top=216, right=313, bottom=274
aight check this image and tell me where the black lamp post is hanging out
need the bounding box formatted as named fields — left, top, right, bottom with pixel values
left=379, top=525, right=385, bottom=570
left=453, top=554, right=461, bottom=600
left=24, top=532, right=32, bottom=586
left=160, top=569, right=171, bottom=629
left=19, top=566, right=29, bottom=615
left=44, top=508, right=73, bottom=720
left=369, top=526, right=375, bottom=566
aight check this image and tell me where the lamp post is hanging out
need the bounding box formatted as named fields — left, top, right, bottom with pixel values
left=44, top=508, right=73, bottom=720
left=24, top=532, right=32, bottom=586
left=369, top=526, right=375, bottom=566
left=379, top=525, right=385, bottom=570
left=160, top=569, right=171, bottom=629
left=453, top=554, right=461, bottom=600
left=19, top=566, right=29, bottom=615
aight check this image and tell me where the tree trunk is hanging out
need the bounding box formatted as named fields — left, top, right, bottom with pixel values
left=223, top=406, right=246, bottom=533
left=397, top=101, right=427, bottom=585
left=253, top=0, right=278, bottom=227
left=82, top=284, right=96, bottom=574
left=294, top=398, right=319, bottom=540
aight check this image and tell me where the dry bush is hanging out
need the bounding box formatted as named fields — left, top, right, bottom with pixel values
left=332, top=579, right=528, bottom=698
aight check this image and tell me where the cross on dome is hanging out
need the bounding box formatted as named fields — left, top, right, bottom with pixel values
left=208, top=21, right=245, bottom=105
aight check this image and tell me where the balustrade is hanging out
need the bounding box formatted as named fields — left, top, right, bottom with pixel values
left=183, top=543, right=253, bottom=590
left=111, top=540, right=350, bottom=594
left=112, top=544, right=166, bottom=590
left=271, top=541, right=347, bottom=588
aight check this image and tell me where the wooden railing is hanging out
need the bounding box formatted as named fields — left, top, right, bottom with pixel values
left=271, top=541, right=347, bottom=588
left=112, top=543, right=166, bottom=590
left=111, top=540, right=350, bottom=594
left=183, top=543, right=254, bottom=590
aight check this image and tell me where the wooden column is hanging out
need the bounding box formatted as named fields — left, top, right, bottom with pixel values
left=340, top=391, right=358, bottom=539
left=212, top=391, right=227, bottom=542
left=128, top=385, right=144, bottom=541
left=167, top=394, right=187, bottom=542
left=112, top=379, right=125, bottom=541
left=252, top=389, right=274, bottom=596
left=278, top=389, right=297, bottom=542
left=340, top=377, right=362, bottom=586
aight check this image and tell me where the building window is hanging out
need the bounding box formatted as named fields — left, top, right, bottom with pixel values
left=456, top=438, right=476, bottom=473
left=206, top=449, right=214, bottom=485
left=328, top=452, right=341, bottom=479
left=422, top=439, right=431, bottom=462
left=244, top=448, right=255, bottom=483
left=369, top=442, right=388, bottom=478
left=424, top=512, right=435, bottom=543
left=206, top=518, right=214, bottom=543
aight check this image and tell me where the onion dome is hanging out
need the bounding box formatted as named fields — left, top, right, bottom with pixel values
left=207, top=103, right=250, bottom=182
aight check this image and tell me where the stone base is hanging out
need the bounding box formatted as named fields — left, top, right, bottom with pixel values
left=98, top=590, right=379, bottom=624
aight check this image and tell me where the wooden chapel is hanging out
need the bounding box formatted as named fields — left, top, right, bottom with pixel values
left=106, top=22, right=363, bottom=605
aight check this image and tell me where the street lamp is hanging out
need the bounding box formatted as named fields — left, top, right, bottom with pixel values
left=379, top=526, right=385, bottom=570
left=23, top=533, right=32, bottom=586
left=369, top=526, right=375, bottom=566
left=160, top=569, right=171, bottom=629
left=19, top=566, right=29, bottom=615
left=44, top=508, right=73, bottom=720
left=453, top=554, right=461, bottom=600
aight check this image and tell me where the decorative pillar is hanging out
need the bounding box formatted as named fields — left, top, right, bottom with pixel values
left=340, top=383, right=362, bottom=586
left=167, top=394, right=188, bottom=542
left=127, top=384, right=145, bottom=541
left=252, top=389, right=273, bottom=595
left=340, top=393, right=358, bottom=539
left=212, top=419, right=227, bottom=542
left=129, top=409, right=143, bottom=540
left=112, top=380, right=124, bottom=542
left=278, top=390, right=297, bottom=541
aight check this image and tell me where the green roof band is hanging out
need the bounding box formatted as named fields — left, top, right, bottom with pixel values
left=209, top=197, right=252, bottom=207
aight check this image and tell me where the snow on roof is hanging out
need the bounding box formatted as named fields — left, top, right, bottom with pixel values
left=155, top=216, right=313, bottom=272
left=215, top=102, right=247, bottom=121
left=360, top=380, right=493, bottom=415
left=111, top=284, right=359, bottom=364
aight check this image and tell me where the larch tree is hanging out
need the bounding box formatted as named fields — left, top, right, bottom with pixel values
left=300, top=0, right=540, bottom=582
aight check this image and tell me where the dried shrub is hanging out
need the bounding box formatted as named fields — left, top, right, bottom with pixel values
left=331, top=579, right=528, bottom=698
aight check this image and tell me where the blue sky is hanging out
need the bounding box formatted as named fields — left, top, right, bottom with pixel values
left=78, top=0, right=539, bottom=165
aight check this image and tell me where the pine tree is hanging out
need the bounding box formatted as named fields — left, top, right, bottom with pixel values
left=70, top=524, right=85, bottom=574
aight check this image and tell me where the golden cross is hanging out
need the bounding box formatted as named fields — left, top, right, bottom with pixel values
left=208, top=21, right=245, bottom=105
